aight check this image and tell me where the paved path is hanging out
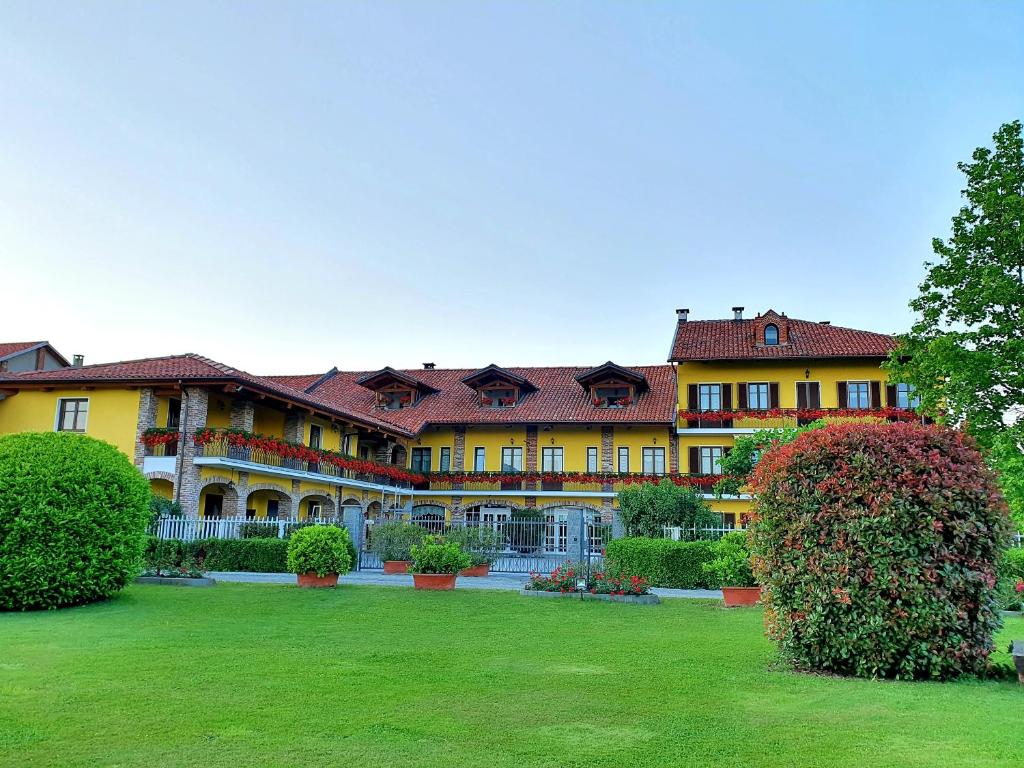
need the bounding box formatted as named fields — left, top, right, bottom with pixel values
left=205, top=570, right=723, bottom=600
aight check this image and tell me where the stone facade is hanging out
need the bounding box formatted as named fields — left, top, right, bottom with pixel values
left=600, top=426, right=614, bottom=472
left=230, top=399, right=255, bottom=432
left=133, top=387, right=158, bottom=469
left=283, top=411, right=306, bottom=444
left=453, top=426, right=466, bottom=471
left=177, top=387, right=209, bottom=516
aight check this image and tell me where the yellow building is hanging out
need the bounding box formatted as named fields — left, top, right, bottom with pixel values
left=0, top=307, right=909, bottom=551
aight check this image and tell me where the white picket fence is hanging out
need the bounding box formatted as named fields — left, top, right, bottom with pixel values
left=662, top=525, right=746, bottom=541
left=150, top=516, right=341, bottom=542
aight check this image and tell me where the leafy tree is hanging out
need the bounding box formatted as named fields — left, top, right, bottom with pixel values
left=617, top=479, right=718, bottom=538
left=713, top=422, right=826, bottom=497
left=885, top=120, right=1023, bottom=448
left=990, top=425, right=1024, bottom=531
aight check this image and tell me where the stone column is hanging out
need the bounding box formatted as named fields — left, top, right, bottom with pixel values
left=235, top=471, right=250, bottom=518
left=525, top=425, right=538, bottom=492
left=133, top=387, right=158, bottom=469
left=600, top=426, right=614, bottom=472
left=284, top=411, right=306, bottom=444
left=453, top=427, right=466, bottom=471
left=291, top=479, right=303, bottom=519
left=668, top=427, right=680, bottom=474
left=230, top=400, right=255, bottom=432
left=176, top=387, right=209, bottom=516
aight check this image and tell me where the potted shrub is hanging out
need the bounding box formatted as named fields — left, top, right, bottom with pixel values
left=703, top=531, right=760, bottom=607
left=409, top=535, right=471, bottom=590
left=287, top=525, right=353, bottom=588
left=446, top=525, right=501, bottom=576
left=370, top=520, right=426, bottom=574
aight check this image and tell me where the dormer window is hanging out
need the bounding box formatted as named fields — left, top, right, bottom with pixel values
left=592, top=385, right=633, bottom=408
left=480, top=386, right=517, bottom=408
left=764, top=324, right=779, bottom=345
left=380, top=389, right=415, bottom=410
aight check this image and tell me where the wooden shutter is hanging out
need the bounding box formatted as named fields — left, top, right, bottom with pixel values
left=796, top=383, right=808, bottom=410
left=810, top=382, right=821, bottom=409
left=688, top=446, right=700, bottom=474
left=721, top=383, right=732, bottom=411
left=886, top=384, right=898, bottom=407
left=737, top=382, right=747, bottom=409
left=837, top=381, right=848, bottom=409
left=870, top=381, right=882, bottom=409
left=687, top=384, right=699, bottom=410
left=769, top=382, right=780, bottom=409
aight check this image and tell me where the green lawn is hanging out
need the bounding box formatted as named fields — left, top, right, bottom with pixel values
left=1, top=584, right=1022, bottom=768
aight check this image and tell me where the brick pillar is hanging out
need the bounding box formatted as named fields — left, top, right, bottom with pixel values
left=176, top=387, right=209, bottom=515
left=291, top=479, right=303, bottom=519
left=230, top=400, right=255, bottom=432
left=600, top=426, right=614, bottom=472
left=235, top=471, right=250, bottom=518
left=525, top=425, right=538, bottom=492
left=668, top=426, right=679, bottom=473
left=133, top=387, right=158, bottom=469
left=284, top=411, right=306, bottom=444
left=453, top=427, right=466, bottom=471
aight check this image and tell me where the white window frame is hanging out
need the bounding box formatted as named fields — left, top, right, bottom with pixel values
left=699, top=446, right=724, bottom=475
left=544, top=512, right=568, bottom=554
left=896, top=383, right=920, bottom=409
left=617, top=446, right=629, bottom=473
left=847, top=381, right=871, bottom=409
left=439, top=446, right=451, bottom=472
left=541, top=447, right=564, bottom=472
left=500, top=446, right=523, bottom=472
left=586, top=446, right=598, bottom=473
left=764, top=324, right=779, bottom=345
left=308, top=423, right=323, bottom=450
left=55, top=397, right=89, bottom=433
left=747, top=382, right=770, bottom=410
left=642, top=447, right=666, bottom=475
left=698, top=383, right=721, bottom=412
left=473, top=447, right=486, bottom=472
left=410, top=446, right=432, bottom=473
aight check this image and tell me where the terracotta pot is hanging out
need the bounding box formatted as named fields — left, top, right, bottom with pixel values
left=383, top=560, right=413, bottom=575
left=413, top=573, right=457, bottom=591
left=296, top=571, right=339, bottom=588
left=459, top=563, right=490, bottom=577
left=722, top=586, right=761, bottom=607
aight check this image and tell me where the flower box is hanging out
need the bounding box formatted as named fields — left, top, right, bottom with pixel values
left=413, top=573, right=457, bottom=590
left=296, top=571, right=339, bottom=588
left=722, top=586, right=761, bottom=607
left=382, top=560, right=413, bottom=574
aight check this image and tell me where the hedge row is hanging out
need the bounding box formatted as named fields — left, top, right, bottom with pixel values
left=144, top=537, right=289, bottom=573
left=604, top=538, right=717, bottom=589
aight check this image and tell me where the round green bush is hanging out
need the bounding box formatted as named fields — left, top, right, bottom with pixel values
left=286, top=525, right=352, bottom=577
left=750, top=422, right=1012, bottom=679
left=0, top=432, right=151, bottom=610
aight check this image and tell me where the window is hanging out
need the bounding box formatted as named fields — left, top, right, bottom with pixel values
left=541, top=447, right=564, bottom=472
left=473, top=447, right=486, bottom=472
left=411, top=447, right=432, bottom=472
left=764, top=324, right=779, bottom=345
left=699, top=446, right=724, bottom=475
left=747, top=383, right=770, bottom=410
left=308, top=501, right=322, bottom=519
left=439, top=446, right=451, bottom=472
left=481, top=387, right=517, bottom=408
left=642, top=447, right=665, bottom=475
left=594, top=385, right=632, bottom=408
left=847, top=381, right=870, bottom=409
left=544, top=513, right=568, bottom=553
left=698, top=384, right=721, bottom=412
left=501, top=447, right=523, bottom=472
left=309, top=424, right=323, bottom=450
left=166, top=398, right=181, bottom=430
left=342, top=434, right=353, bottom=455
left=56, top=398, right=88, bottom=432
left=381, top=390, right=414, bottom=410
left=586, top=446, right=598, bottom=473
left=617, top=447, right=630, bottom=473
left=896, top=383, right=920, bottom=409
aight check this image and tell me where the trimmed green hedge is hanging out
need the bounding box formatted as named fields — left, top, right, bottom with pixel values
left=144, top=537, right=289, bottom=573
left=604, top=538, right=717, bottom=589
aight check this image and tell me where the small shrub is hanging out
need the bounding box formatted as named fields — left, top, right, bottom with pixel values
left=604, top=538, right=716, bottom=589
left=702, top=532, right=756, bottom=588
left=286, top=526, right=353, bottom=577
left=0, top=433, right=151, bottom=610
left=370, top=521, right=427, bottom=561
left=750, top=422, right=1012, bottom=680
left=149, top=495, right=183, bottom=522
left=445, top=525, right=502, bottom=565
left=1001, top=547, right=1024, bottom=581
left=994, top=577, right=1024, bottom=612
left=409, top=535, right=471, bottom=574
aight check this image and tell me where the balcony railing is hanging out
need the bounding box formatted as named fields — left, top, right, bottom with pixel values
left=679, top=407, right=922, bottom=429
left=414, top=472, right=723, bottom=494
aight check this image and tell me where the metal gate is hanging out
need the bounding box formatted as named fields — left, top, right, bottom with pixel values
left=358, top=509, right=609, bottom=574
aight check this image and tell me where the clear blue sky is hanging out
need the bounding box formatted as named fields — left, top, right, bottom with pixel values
left=2, top=2, right=1022, bottom=373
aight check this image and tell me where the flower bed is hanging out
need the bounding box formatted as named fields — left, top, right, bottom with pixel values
left=524, top=562, right=651, bottom=596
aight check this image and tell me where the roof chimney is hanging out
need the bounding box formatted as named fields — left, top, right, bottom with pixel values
left=422, top=362, right=435, bottom=370
left=676, top=308, right=689, bottom=322
left=819, top=321, right=831, bottom=326
left=72, top=354, right=84, bottom=367
left=732, top=306, right=744, bottom=321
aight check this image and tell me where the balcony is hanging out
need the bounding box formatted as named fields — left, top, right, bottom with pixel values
left=679, top=407, right=921, bottom=430
left=414, top=472, right=722, bottom=495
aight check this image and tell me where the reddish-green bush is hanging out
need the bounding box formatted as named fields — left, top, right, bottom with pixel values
left=750, top=422, right=1011, bottom=680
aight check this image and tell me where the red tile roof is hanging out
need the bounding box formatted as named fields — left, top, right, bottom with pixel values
left=669, top=311, right=896, bottom=361
left=305, top=364, right=678, bottom=432
left=0, top=354, right=404, bottom=434
left=0, top=341, right=45, bottom=360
